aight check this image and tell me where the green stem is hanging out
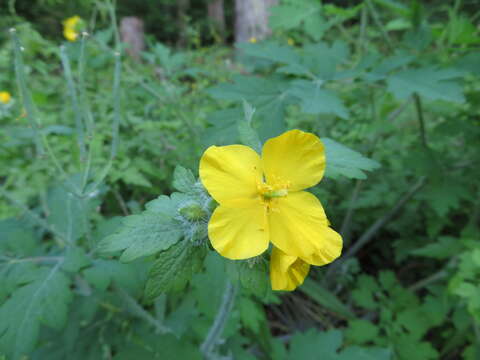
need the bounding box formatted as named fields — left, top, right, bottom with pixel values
left=200, top=281, right=236, bottom=359
left=60, top=44, right=86, bottom=161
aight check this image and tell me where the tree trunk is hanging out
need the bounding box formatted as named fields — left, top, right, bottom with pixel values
left=234, top=0, right=278, bottom=44
left=207, top=0, right=226, bottom=35
left=120, top=17, right=145, bottom=61
left=176, top=0, right=190, bottom=48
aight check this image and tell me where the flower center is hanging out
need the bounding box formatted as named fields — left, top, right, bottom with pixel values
left=257, top=176, right=290, bottom=202
left=262, top=188, right=288, bottom=199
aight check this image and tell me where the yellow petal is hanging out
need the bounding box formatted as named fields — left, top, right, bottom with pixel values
left=270, top=247, right=310, bottom=291
left=262, top=129, right=325, bottom=191
left=200, top=145, right=263, bottom=207
left=0, top=91, right=11, bottom=104
left=64, top=28, right=78, bottom=42
left=208, top=203, right=269, bottom=260
left=268, top=191, right=342, bottom=266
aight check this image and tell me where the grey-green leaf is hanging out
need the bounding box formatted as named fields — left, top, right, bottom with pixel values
left=172, top=166, right=196, bottom=193
left=98, top=212, right=183, bottom=263
left=0, top=265, right=73, bottom=359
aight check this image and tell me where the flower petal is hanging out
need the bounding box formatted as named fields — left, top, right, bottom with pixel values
left=262, top=129, right=325, bottom=191
left=200, top=145, right=263, bottom=207
left=208, top=203, right=269, bottom=260
left=268, top=191, right=342, bottom=266
left=270, top=247, right=310, bottom=291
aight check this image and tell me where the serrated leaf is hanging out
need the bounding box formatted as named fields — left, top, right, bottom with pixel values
left=269, top=1, right=320, bottom=29
left=322, top=138, right=380, bottom=179
left=387, top=67, right=465, bottom=103
left=172, top=166, right=196, bottom=193
left=0, top=265, right=73, bottom=359
left=238, top=100, right=262, bottom=153
left=98, top=194, right=186, bottom=262
left=290, top=80, right=349, bottom=118
left=207, top=75, right=292, bottom=141
left=239, top=297, right=266, bottom=334
left=145, top=241, right=206, bottom=300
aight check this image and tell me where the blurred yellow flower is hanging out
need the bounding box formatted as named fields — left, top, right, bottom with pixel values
left=199, top=129, right=342, bottom=290
left=249, top=37, right=257, bottom=43
left=287, top=38, right=295, bottom=46
left=0, top=91, right=11, bottom=104
left=63, top=15, right=81, bottom=42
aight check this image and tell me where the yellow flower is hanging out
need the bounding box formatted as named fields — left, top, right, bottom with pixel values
left=63, top=15, right=81, bottom=42
left=287, top=38, right=295, bottom=46
left=270, top=247, right=310, bottom=291
left=0, top=91, right=11, bottom=104
left=199, top=129, right=342, bottom=269
left=249, top=37, right=257, bottom=43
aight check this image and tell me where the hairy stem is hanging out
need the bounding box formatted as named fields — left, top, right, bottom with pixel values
left=200, top=281, right=236, bottom=358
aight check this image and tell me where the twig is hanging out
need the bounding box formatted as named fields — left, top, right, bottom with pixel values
left=113, top=189, right=130, bottom=216
left=340, top=180, right=363, bottom=245
left=365, top=0, right=392, bottom=49
left=200, top=281, right=236, bottom=359
left=327, top=176, right=427, bottom=279
left=344, top=176, right=427, bottom=260
left=413, top=93, right=428, bottom=149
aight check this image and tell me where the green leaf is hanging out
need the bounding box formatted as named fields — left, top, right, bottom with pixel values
left=98, top=194, right=186, bottom=262
left=290, top=80, right=349, bottom=118
left=346, top=319, right=379, bottom=344
left=269, top=0, right=325, bottom=40
left=322, top=138, right=380, bottom=179
left=202, top=107, right=242, bottom=147
left=338, top=347, right=392, bottom=360
left=207, top=75, right=292, bottom=141
left=411, top=236, right=463, bottom=259
left=287, top=329, right=392, bottom=360
left=387, top=67, right=465, bottom=103
left=239, top=297, right=266, bottom=334
left=288, top=329, right=343, bottom=360
left=83, top=259, right=148, bottom=295
left=239, top=260, right=269, bottom=298
left=0, top=218, right=37, bottom=256
left=172, top=166, right=196, bottom=193
left=238, top=100, right=262, bottom=153
left=0, top=265, right=73, bottom=359
left=144, top=241, right=206, bottom=300
left=62, top=247, right=91, bottom=272
left=300, top=278, right=356, bottom=319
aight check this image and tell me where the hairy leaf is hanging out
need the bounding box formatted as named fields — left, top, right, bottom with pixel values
left=145, top=241, right=206, bottom=300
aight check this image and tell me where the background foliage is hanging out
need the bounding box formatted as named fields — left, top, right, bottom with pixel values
left=1, top=0, right=480, bottom=359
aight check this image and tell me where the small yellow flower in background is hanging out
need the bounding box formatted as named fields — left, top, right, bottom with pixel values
left=199, top=129, right=343, bottom=291
left=0, top=91, right=11, bottom=104
left=287, top=38, right=295, bottom=46
left=249, top=37, right=257, bottom=43
left=63, top=15, right=82, bottom=42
